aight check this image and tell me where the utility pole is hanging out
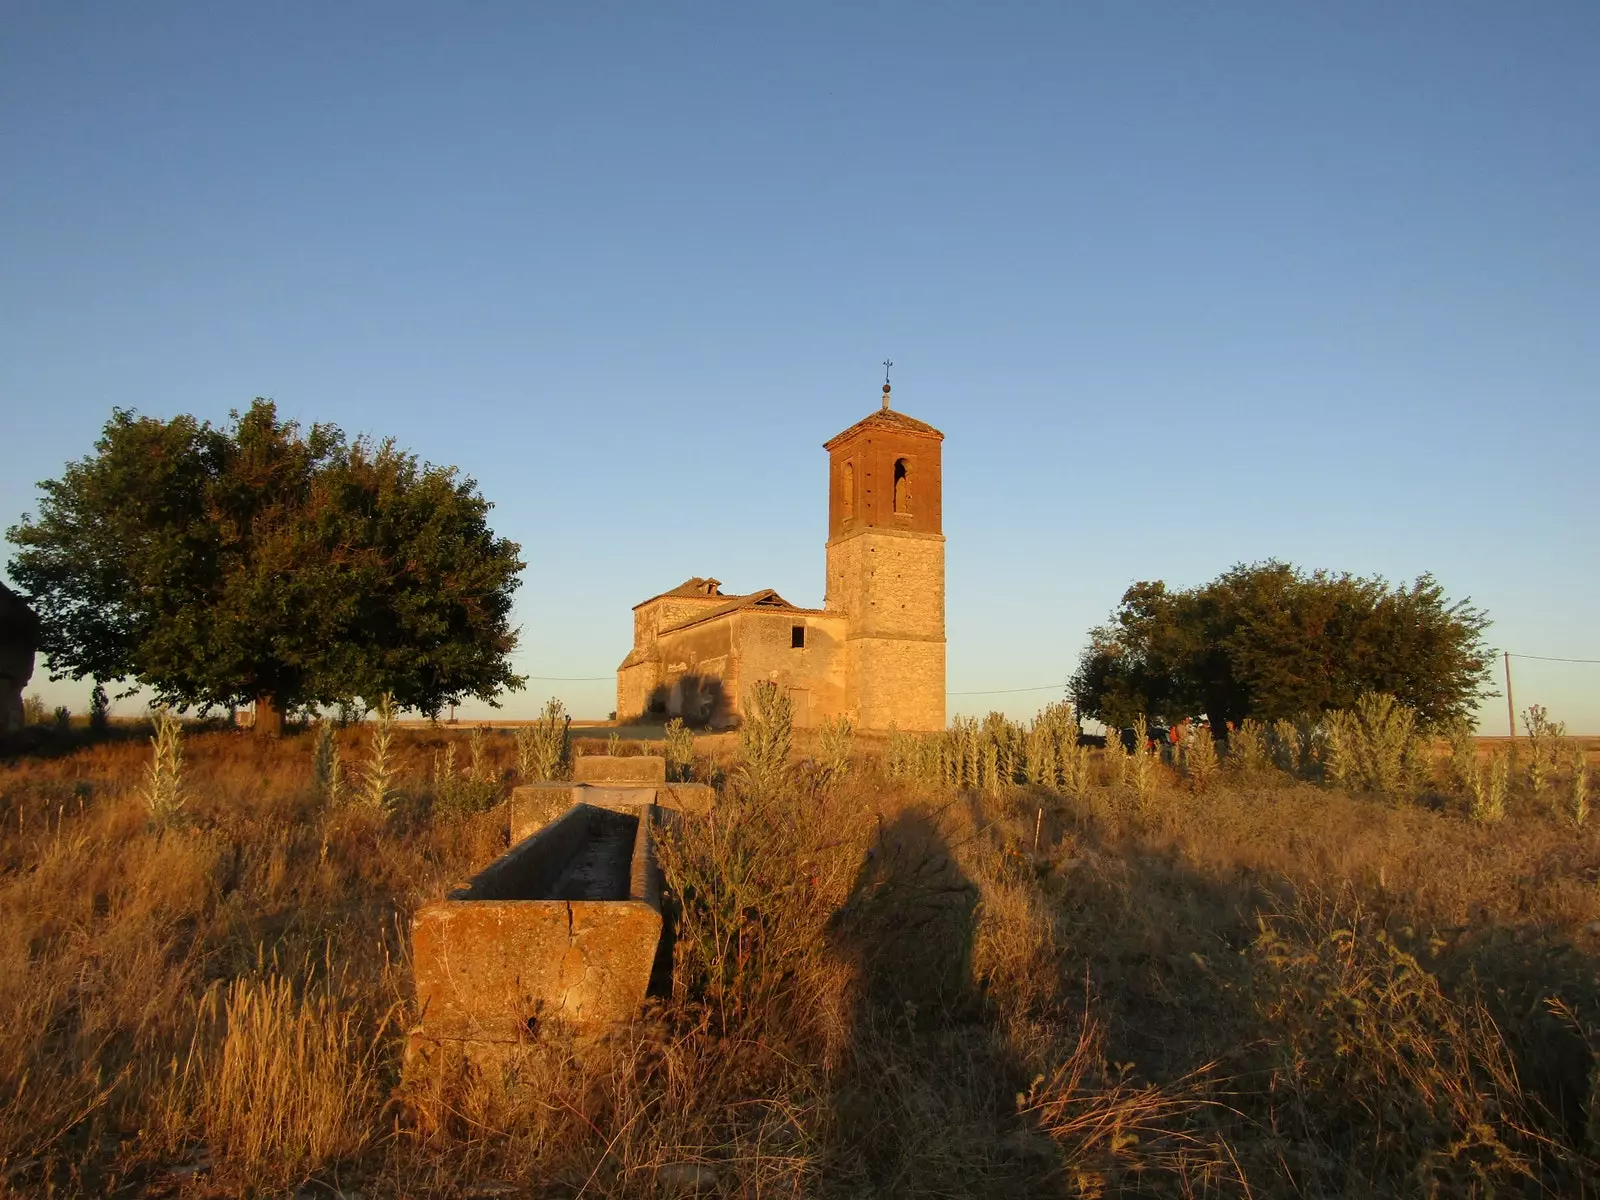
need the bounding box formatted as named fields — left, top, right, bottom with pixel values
left=1503, top=651, right=1516, bottom=743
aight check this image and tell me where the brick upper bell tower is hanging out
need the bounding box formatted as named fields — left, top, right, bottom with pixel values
left=823, top=379, right=946, bottom=731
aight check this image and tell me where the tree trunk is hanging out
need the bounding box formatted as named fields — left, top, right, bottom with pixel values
left=254, top=693, right=283, bottom=738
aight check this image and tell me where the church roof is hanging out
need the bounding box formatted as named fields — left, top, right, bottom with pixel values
left=823, top=406, right=944, bottom=451
left=631, top=577, right=727, bottom=610
left=660, top=587, right=823, bottom=634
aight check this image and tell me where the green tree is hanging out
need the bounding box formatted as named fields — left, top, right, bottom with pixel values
left=8, top=400, right=526, bottom=733
left=1069, top=561, right=1492, bottom=730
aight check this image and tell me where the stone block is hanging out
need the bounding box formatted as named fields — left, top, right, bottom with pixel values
left=506, top=780, right=714, bottom=844
left=573, top=754, right=667, bottom=784
left=412, top=803, right=663, bottom=1039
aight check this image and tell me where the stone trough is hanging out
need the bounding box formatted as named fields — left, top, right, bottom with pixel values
left=410, top=755, right=712, bottom=1049
left=412, top=800, right=663, bottom=1041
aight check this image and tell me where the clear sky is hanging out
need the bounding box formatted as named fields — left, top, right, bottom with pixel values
left=3, top=3, right=1597, bottom=731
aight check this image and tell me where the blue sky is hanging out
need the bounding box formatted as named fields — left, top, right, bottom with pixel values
left=3, top=3, right=1597, bottom=730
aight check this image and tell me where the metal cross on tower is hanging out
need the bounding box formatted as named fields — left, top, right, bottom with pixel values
left=881, top=359, right=893, bottom=408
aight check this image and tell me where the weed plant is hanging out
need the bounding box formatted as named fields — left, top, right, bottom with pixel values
left=1469, top=750, right=1511, bottom=824
left=1102, top=724, right=1128, bottom=788
left=663, top=717, right=695, bottom=782
left=1227, top=717, right=1269, bottom=775
left=359, top=693, right=397, bottom=812
left=1572, top=747, right=1590, bottom=829
left=143, top=708, right=185, bottom=824
left=312, top=721, right=345, bottom=806
left=815, top=714, right=854, bottom=792
left=1129, top=715, right=1159, bottom=809
left=1524, top=704, right=1566, bottom=796
left=1, top=708, right=1597, bottom=1196
left=516, top=698, right=570, bottom=781
left=735, top=680, right=793, bottom=801
left=1183, top=723, right=1219, bottom=792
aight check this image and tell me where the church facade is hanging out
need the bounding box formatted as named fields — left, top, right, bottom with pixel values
left=616, top=386, right=946, bottom=731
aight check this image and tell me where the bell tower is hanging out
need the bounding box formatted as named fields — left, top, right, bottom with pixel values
left=824, top=380, right=946, bottom=731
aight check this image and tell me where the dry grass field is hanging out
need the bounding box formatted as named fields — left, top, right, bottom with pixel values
left=1, top=716, right=1598, bottom=1198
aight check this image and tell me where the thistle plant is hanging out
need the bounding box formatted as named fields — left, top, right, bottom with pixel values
left=981, top=740, right=1001, bottom=797
left=1321, top=710, right=1354, bottom=790
left=431, top=731, right=500, bottom=817
left=1057, top=707, right=1092, bottom=800
left=360, top=693, right=397, bottom=812
left=1183, top=723, right=1219, bottom=792
left=664, top=716, right=695, bottom=782
left=1522, top=704, right=1565, bottom=796
left=952, top=716, right=981, bottom=790
left=816, top=714, right=854, bottom=792
left=517, top=698, right=571, bottom=782
left=1271, top=718, right=1302, bottom=775
left=312, top=722, right=345, bottom=806
left=1102, top=725, right=1128, bottom=788
left=469, top=724, right=491, bottom=783
left=1362, top=694, right=1413, bottom=794
left=736, top=680, right=793, bottom=802
left=1025, top=719, right=1056, bottom=789
left=143, top=708, right=185, bottom=824
left=1571, top=747, right=1590, bottom=829
left=431, top=741, right=459, bottom=805
left=606, top=731, right=622, bottom=758
left=1129, top=715, right=1159, bottom=808
left=1468, top=750, right=1510, bottom=824
left=1228, top=718, right=1269, bottom=775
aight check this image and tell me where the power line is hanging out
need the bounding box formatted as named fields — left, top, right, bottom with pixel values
left=1507, top=653, right=1600, bottom=665
left=524, top=674, right=613, bottom=681
left=948, top=684, right=1064, bottom=696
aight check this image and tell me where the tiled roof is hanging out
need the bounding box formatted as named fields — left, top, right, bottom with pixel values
left=631, top=577, right=728, bottom=610
left=823, top=406, right=943, bottom=450
left=660, top=588, right=822, bottom=634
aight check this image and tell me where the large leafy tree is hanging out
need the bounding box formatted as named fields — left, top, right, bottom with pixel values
left=1070, top=561, right=1493, bottom=730
left=8, top=400, right=526, bottom=733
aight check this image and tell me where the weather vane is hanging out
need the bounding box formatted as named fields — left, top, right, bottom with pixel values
left=882, top=359, right=893, bottom=408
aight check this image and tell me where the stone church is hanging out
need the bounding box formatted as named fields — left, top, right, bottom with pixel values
left=617, top=384, right=946, bottom=731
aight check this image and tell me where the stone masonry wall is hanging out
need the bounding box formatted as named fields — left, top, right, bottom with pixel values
left=827, top=528, right=946, bottom=731
left=729, top=610, right=849, bottom=728
left=826, top=528, right=946, bottom=640
left=849, top=636, right=945, bottom=731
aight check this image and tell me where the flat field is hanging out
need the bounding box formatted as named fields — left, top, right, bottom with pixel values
left=1, top=723, right=1597, bottom=1197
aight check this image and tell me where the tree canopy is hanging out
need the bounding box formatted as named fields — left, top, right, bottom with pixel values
left=1069, top=561, right=1493, bottom=730
left=7, top=400, right=526, bottom=732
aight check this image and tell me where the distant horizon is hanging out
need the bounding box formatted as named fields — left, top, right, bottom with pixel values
left=4, top=5, right=1596, bottom=731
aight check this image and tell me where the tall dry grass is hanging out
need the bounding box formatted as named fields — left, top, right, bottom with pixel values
left=0, top=709, right=1597, bottom=1196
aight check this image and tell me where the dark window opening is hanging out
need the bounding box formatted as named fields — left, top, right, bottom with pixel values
left=791, top=625, right=806, bottom=649
left=893, top=457, right=910, bottom=514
